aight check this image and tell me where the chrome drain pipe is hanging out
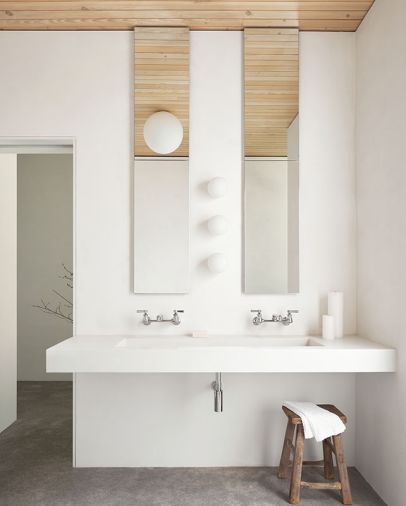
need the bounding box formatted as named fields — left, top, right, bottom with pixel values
left=212, top=373, right=223, bottom=413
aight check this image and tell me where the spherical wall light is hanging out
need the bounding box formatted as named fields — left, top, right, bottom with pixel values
left=207, top=253, right=227, bottom=273
left=207, top=177, right=227, bottom=198
left=207, top=215, right=228, bottom=236
left=143, top=111, right=183, bottom=154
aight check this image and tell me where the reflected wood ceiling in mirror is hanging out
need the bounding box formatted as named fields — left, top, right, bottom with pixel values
left=0, top=1, right=374, bottom=31
left=244, top=27, right=298, bottom=157
left=134, top=27, right=189, bottom=156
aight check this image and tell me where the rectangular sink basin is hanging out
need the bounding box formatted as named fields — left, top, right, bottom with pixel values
left=116, top=336, right=324, bottom=349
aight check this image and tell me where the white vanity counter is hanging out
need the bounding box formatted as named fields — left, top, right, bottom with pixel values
left=46, top=335, right=396, bottom=373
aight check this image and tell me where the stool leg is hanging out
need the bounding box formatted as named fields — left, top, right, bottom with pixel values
left=278, top=420, right=295, bottom=479
left=289, top=424, right=304, bottom=505
left=332, top=434, right=352, bottom=505
left=323, top=437, right=334, bottom=480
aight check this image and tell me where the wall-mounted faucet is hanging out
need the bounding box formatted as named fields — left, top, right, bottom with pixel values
left=250, top=309, right=299, bottom=326
left=137, top=310, right=184, bottom=326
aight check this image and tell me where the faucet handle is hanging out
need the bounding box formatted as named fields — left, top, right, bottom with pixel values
left=137, top=309, right=148, bottom=313
left=172, top=310, right=183, bottom=326
left=283, top=309, right=299, bottom=326
left=251, top=309, right=263, bottom=326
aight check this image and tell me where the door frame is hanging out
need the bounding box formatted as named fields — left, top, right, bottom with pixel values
left=0, top=137, right=77, bottom=464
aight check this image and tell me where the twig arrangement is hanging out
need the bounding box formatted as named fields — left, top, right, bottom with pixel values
left=33, top=264, right=73, bottom=323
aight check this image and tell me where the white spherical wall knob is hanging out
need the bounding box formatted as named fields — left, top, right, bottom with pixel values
left=207, top=215, right=228, bottom=236
left=143, top=111, right=183, bottom=155
left=207, top=253, right=227, bottom=273
left=207, top=177, right=227, bottom=198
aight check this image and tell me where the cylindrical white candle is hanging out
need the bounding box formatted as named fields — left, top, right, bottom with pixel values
left=322, top=315, right=335, bottom=340
left=328, top=291, right=343, bottom=338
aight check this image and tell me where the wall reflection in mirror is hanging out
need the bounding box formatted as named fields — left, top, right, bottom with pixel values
left=133, top=158, right=189, bottom=294
left=244, top=28, right=299, bottom=294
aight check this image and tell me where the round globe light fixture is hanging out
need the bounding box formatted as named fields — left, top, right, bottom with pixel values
left=143, top=111, right=183, bottom=155
left=207, top=253, right=227, bottom=273
left=207, top=177, right=227, bottom=198
left=207, top=215, right=228, bottom=236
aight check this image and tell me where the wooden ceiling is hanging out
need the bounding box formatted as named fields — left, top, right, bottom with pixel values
left=0, top=1, right=374, bottom=31
left=134, top=27, right=189, bottom=156
left=244, top=28, right=298, bottom=157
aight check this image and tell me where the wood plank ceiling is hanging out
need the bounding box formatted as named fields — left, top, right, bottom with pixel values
left=244, top=28, right=298, bottom=157
left=134, top=27, right=189, bottom=156
left=0, top=1, right=374, bottom=31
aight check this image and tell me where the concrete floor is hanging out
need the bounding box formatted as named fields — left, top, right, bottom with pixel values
left=0, top=382, right=386, bottom=506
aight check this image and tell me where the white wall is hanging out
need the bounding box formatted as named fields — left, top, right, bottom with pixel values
left=288, top=116, right=299, bottom=293
left=356, top=1, right=406, bottom=504
left=288, top=116, right=299, bottom=162
left=134, top=158, right=189, bottom=294
left=17, top=154, right=73, bottom=381
left=245, top=159, right=288, bottom=293
left=0, top=30, right=357, bottom=466
left=76, top=372, right=355, bottom=467
left=300, top=33, right=357, bottom=334
left=0, top=154, right=17, bottom=433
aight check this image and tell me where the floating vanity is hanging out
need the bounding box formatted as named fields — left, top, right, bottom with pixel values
left=47, top=335, right=396, bottom=374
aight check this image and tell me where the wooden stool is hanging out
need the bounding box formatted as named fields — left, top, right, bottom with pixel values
left=278, top=404, right=352, bottom=505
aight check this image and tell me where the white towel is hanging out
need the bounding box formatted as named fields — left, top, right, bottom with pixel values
left=283, top=401, right=346, bottom=442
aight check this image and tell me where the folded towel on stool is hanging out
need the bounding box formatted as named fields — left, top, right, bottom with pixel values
left=283, top=401, right=346, bottom=442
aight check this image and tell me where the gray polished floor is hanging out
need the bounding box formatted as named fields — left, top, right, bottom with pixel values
left=0, top=382, right=385, bottom=506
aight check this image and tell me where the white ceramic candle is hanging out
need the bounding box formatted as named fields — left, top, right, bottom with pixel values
left=322, top=315, right=335, bottom=340
left=328, top=291, right=343, bottom=338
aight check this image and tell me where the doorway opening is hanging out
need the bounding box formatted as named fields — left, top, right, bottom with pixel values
left=0, top=139, right=74, bottom=465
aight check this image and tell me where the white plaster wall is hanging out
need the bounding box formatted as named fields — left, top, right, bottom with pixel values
left=355, top=1, right=406, bottom=504
left=0, top=30, right=356, bottom=337
left=0, top=31, right=357, bottom=466
left=299, top=33, right=357, bottom=333
left=0, top=154, right=17, bottom=433
left=245, top=160, right=288, bottom=293
left=287, top=116, right=300, bottom=293
left=134, top=159, right=189, bottom=294
left=287, top=160, right=299, bottom=293
left=76, top=372, right=356, bottom=467
left=17, top=154, right=73, bottom=381
left=288, top=116, right=299, bottom=162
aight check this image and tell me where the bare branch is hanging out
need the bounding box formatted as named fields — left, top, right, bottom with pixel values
left=62, top=263, right=73, bottom=277
left=33, top=303, right=73, bottom=323
left=52, top=289, right=73, bottom=307
left=34, top=263, right=74, bottom=324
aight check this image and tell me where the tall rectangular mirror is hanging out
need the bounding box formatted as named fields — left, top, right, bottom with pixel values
left=133, top=27, right=190, bottom=294
left=244, top=28, right=299, bottom=294
left=133, top=158, right=189, bottom=294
